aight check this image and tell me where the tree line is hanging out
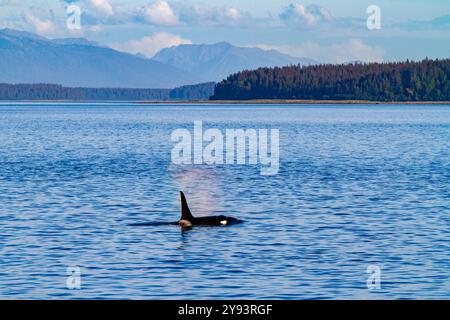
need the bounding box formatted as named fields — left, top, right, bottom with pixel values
left=210, top=59, right=450, bottom=101
left=0, top=82, right=215, bottom=101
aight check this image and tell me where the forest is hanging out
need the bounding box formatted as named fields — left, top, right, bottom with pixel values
left=210, top=59, right=450, bottom=101
left=0, top=82, right=215, bottom=101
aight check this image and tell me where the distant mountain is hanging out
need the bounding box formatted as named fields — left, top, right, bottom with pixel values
left=0, top=29, right=200, bottom=88
left=152, top=42, right=318, bottom=82
left=0, top=29, right=319, bottom=88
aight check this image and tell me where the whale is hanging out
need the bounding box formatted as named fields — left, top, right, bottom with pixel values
left=128, top=191, right=242, bottom=228
left=178, top=191, right=242, bottom=227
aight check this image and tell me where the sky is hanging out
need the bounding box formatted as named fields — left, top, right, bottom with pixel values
left=0, top=0, right=449, bottom=63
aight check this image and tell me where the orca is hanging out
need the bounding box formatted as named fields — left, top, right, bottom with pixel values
left=128, top=192, right=242, bottom=228
left=178, top=191, right=242, bottom=227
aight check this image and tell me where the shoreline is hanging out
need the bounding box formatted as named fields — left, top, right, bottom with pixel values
left=143, top=100, right=450, bottom=105
left=1, top=99, right=450, bottom=105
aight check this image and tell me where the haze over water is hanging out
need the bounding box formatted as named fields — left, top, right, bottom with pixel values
left=0, top=103, right=449, bottom=299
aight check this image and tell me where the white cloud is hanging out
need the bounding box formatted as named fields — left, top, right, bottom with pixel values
left=141, top=0, right=179, bottom=26
left=184, top=4, right=248, bottom=26
left=24, top=12, right=56, bottom=36
left=89, top=0, right=114, bottom=17
left=280, top=3, right=333, bottom=28
left=257, top=39, right=386, bottom=64
left=227, top=8, right=241, bottom=21
left=114, top=32, right=192, bottom=58
left=59, top=1, right=250, bottom=28
left=134, top=2, right=247, bottom=27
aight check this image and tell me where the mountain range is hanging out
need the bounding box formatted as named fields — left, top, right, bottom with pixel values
left=152, top=42, right=317, bottom=82
left=0, top=29, right=317, bottom=88
left=0, top=29, right=198, bottom=88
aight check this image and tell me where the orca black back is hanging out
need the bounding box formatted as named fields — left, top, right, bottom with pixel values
left=178, top=191, right=242, bottom=227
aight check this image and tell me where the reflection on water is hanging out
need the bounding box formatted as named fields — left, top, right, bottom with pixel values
left=0, top=103, right=449, bottom=299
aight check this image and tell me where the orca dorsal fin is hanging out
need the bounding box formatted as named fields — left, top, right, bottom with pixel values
left=180, top=191, right=194, bottom=221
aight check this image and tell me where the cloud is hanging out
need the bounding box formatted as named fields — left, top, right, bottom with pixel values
left=73, top=0, right=137, bottom=28
left=182, top=4, right=248, bottom=26
left=280, top=3, right=333, bottom=28
left=278, top=3, right=366, bottom=30
left=89, top=0, right=114, bottom=17
left=393, top=14, right=450, bottom=31
left=257, top=39, right=386, bottom=64
left=114, top=32, right=192, bottom=58
left=59, top=1, right=251, bottom=28
left=24, top=12, right=57, bottom=36
left=140, top=0, right=179, bottom=26
left=278, top=2, right=450, bottom=31
left=133, top=2, right=249, bottom=27
left=227, top=8, right=241, bottom=20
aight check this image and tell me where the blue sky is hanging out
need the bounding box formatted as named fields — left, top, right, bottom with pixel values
left=0, top=0, right=449, bottom=62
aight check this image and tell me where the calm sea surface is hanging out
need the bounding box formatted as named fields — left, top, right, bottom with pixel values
left=0, top=103, right=449, bottom=299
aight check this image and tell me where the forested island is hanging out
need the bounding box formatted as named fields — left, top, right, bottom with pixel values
left=210, top=59, right=450, bottom=101
left=0, top=82, right=215, bottom=101
left=2, top=59, right=449, bottom=102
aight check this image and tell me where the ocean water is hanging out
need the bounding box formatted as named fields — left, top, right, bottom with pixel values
left=0, top=103, right=449, bottom=300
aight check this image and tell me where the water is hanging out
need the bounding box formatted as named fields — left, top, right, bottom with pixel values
left=0, top=103, right=449, bottom=299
